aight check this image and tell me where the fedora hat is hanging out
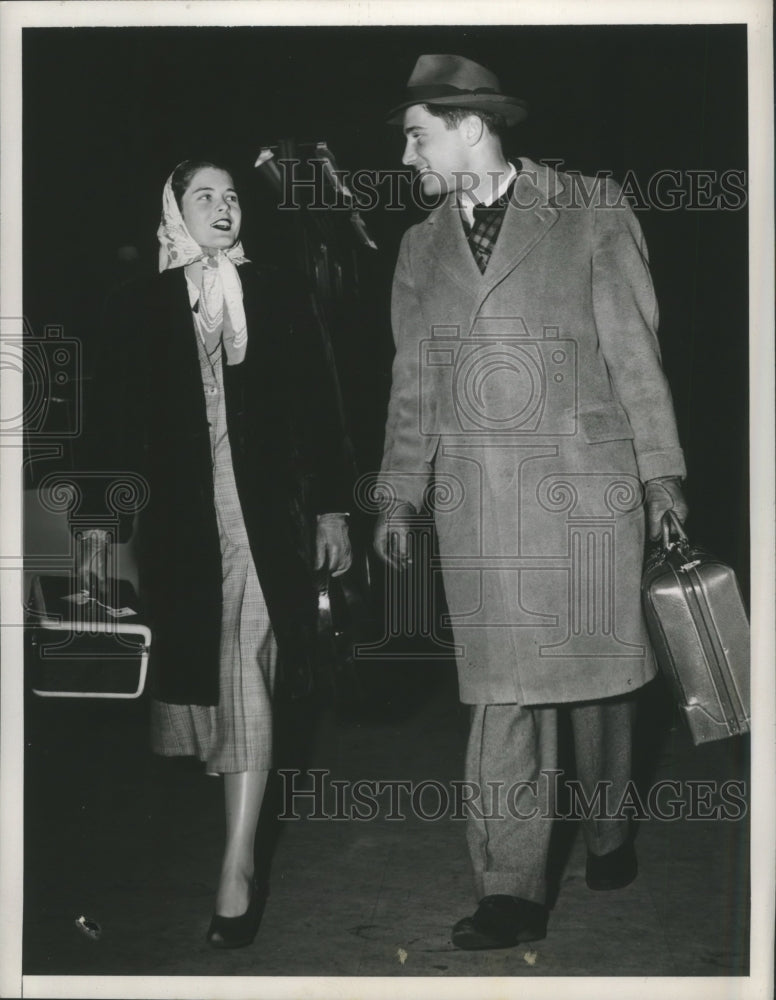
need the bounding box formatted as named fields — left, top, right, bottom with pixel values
left=387, top=54, right=527, bottom=126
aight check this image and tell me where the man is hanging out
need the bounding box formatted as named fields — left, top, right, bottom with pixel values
left=374, top=54, right=688, bottom=949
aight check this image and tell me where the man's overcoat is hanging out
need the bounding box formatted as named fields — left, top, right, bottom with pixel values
left=380, top=158, right=686, bottom=705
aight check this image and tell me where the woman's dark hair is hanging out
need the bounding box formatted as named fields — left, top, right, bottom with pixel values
left=170, top=159, right=234, bottom=209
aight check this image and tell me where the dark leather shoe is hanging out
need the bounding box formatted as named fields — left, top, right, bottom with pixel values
left=451, top=895, right=548, bottom=950
left=206, top=880, right=267, bottom=949
left=586, top=840, right=637, bottom=890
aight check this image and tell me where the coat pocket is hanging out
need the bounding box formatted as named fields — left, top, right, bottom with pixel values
left=578, top=404, right=635, bottom=444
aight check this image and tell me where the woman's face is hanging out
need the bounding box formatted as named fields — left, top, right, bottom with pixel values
left=180, top=167, right=242, bottom=252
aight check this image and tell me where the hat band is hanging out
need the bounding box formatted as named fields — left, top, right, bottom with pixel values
left=404, top=83, right=500, bottom=101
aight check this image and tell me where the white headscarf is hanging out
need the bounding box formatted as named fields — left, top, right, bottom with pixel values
left=157, top=170, right=250, bottom=365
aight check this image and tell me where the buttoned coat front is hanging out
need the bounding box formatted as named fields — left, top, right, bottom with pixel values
left=380, top=158, right=686, bottom=705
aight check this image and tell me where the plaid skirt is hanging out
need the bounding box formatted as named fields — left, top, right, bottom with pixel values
left=150, top=336, right=276, bottom=774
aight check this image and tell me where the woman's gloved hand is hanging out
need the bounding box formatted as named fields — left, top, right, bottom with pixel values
left=315, top=514, right=352, bottom=577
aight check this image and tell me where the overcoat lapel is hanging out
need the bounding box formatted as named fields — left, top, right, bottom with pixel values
left=434, top=195, right=483, bottom=291
left=148, top=270, right=215, bottom=461
left=158, top=269, right=206, bottom=411
left=430, top=158, right=565, bottom=323
left=157, top=265, right=264, bottom=441
left=470, top=160, right=563, bottom=316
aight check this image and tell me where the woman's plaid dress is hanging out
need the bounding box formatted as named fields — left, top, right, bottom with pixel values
left=150, top=330, right=277, bottom=774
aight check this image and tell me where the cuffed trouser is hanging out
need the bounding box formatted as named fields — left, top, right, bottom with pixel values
left=464, top=694, right=636, bottom=905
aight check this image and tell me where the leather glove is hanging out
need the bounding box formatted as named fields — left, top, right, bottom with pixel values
left=315, top=513, right=352, bottom=577
left=644, top=477, right=689, bottom=541
left=373, top=500, right=416, bottom=570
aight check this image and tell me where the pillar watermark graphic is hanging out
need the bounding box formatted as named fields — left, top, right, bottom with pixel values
left=358, top=312, right=649, bottom=665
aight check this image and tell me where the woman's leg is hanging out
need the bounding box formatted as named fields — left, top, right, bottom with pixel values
left=216, top=769, right=269, bottom=916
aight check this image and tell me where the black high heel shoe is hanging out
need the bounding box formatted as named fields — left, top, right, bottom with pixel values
left=206, top=880, right=268, bottom=949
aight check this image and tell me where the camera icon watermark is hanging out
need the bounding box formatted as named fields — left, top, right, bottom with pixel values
left=419, top=317, right=578, bottom=437
left=1, top=317, right=82, bottom=437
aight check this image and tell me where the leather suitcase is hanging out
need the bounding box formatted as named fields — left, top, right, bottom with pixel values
left=641, top=512, right=750, bottom=744
left=26, top=575, right=151, bottom=699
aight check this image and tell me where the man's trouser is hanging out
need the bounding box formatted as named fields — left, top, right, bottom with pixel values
left=465, top=694, right=636, bottom=904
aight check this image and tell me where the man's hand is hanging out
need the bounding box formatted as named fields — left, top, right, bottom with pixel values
left=644, top=477, right=689, bottom=541
left=76, top=528, right=111, bottom=598
left=373, top=501, right=416, bottom=570
left=315, top=514, right=352, bottom=578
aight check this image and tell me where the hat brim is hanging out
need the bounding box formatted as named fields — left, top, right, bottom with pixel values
left=387, top=93, right=528, bottom=127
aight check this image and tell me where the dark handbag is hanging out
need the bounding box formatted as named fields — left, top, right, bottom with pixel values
left=641, top=511, right=750, bottom=744
left=315, top=547, right=375, bottom=706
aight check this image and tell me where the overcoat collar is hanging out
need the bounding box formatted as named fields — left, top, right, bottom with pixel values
left=427, top=156, right=564, bottom=312
left=157, top=263, right=263, bottom=375
left=154, top=265, right=271, bottom=442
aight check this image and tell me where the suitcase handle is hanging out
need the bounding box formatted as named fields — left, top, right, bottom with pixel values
left=661, top=509, right=690, bottom=552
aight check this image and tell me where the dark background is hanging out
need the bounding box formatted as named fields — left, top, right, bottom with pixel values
left=23, top=23, right=749, bottom=584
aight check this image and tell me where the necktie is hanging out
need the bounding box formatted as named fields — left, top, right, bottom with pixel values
left=465, top=179, right=515, bottom=273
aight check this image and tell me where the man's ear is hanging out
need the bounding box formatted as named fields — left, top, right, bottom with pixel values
left=461, top=114, right=486, bottom=146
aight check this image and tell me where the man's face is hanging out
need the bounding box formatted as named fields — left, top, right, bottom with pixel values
left=401, top=104, right=471, bottom=198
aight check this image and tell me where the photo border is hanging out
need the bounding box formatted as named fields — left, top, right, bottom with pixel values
left=1, top=2, right=772, bottom=998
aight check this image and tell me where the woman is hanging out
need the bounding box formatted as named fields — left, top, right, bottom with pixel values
left=78, top=160, right=352, bottom=947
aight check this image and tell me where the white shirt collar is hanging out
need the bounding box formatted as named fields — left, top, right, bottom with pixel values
left=459, top=162, right=518, bottom=227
